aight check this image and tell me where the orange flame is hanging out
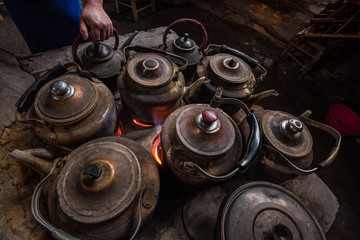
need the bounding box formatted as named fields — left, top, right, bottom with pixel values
left=115, top=122, right=123, bottom=137
left=133, top=118, right=153, bottom=127
left=151, top=133, right=163, bottom=165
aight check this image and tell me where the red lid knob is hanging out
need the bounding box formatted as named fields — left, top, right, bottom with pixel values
left=202, top=109, right=218, bottom=125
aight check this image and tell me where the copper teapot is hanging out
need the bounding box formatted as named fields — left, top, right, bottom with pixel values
left=16, top=63, right=117, bottom=151
left=159, top=88, right=261, bottom=187
left=117, top=45, right=188, bottom=124
left=240, top=109, right=341, bottom=183
left=163, top=18, right=208, bottom=83
left=14, top=137, right=160, bottom=240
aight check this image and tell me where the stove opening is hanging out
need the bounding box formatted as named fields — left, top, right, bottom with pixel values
left=115, top=121, right=123, bottom=137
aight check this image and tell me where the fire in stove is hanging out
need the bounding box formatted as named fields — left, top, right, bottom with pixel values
left=132, top=118, right=153, bottom=127
left=151, top=133, right=163, bottom=165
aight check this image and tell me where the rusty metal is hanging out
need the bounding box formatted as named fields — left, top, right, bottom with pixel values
left=44, top=137, right=160, bottom=240
left=118, top=47, right=186, bottom=124
left=160, top=104, right=243, bottom=187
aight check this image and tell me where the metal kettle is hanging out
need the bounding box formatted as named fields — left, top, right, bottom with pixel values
left=158, top=88, right=261, bottom=187
left=72, top=29, right=138, bottom=92
left=11, top=137, right=160, bottom=240
left=240, top=109, right=341, bottom=183
left=163, top=18, right=208, bottom=84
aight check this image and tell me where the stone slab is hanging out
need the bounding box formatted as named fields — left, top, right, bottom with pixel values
left=0, top=49, right=34, bottom=134
left=282, top=173, right=339, bottom=233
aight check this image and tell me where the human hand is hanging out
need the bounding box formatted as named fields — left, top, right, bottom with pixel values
left=80, top=0, right=113, bottom=42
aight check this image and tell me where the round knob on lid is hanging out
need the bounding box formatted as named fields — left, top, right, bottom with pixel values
left=280, top=119, right=303, bottom=139
left=50, top=80, right=75, bottom=101
left=202, top=109, right=218, bottom=125
left=82, top=163, right=102, bottom=187
left=196, top=109, right=220, bottom=133
left=143, top=58, right=159, bottom=70
left=227, top=58, right=238, bottom=68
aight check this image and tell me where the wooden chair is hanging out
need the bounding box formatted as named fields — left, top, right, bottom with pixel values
left=115, top=0, right=156, bottom=21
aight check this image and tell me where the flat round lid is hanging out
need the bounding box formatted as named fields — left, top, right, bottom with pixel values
left=127, top=53, right=174, bottom=88
left=173, top=33, right=196, bottom=53
left=57, top=141, right=141, bottom=224
left=208, top=53, right=251, bottom=84
left=220, top=182, right=326, bottom=240
left=261, top=111, right=313, bottom=158
left=34, top=75, right=97, bottom=124
left=175, top=105, right=236, bottom=157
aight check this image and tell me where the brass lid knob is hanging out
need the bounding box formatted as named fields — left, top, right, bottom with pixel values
left=50, top=80, right=74, bottom=101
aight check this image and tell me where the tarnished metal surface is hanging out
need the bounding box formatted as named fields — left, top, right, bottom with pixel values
left=219, top=182, right=326, bottom=240
left=31, top=76, right=117, bottom=149
left=35, top=75, right=97, bottom=124
left=160, top=104, right=242, bottom=187
left=46, top=137, right=160, bottom=240
left=118, top=52, right=185, bottom=124
left=261, top=111, right=313, bottom=159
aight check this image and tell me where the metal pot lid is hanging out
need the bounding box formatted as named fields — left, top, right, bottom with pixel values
left=175, top=105, right=236, bottom=157
left=34, top=74, right=97, bottom=125
left=220, top=181, right=326, bottom=240
left=127, top=53, right=174, bottom=88
left=261, top=111, right=313, bottom=159
left=173, top=33, right=196, bottom=53
left=56, top=140, right=141, bottom=224
left=84, top=42, right=114, bottom=63
left=208, top=53, right=252, bottom=84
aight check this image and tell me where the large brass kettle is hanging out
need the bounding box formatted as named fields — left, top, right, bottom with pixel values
left=16, top=63, right=117, bottom=151
left=117, top=45, right=188, bottom=124
left=11, top=137, right=160, bottom=240
left=159, top=88, right=261, bottom=187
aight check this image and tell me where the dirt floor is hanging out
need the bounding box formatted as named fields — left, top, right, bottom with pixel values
left=0, top=0, right=360, bottom=239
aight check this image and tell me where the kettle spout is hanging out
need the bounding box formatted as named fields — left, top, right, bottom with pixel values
left=120, top=31, right=139, bottom=51
left=247, top=89, right=279, bottom=105
left=183, top=76, right=210, bottom=103
left=9, top=148, right=53, bottom=176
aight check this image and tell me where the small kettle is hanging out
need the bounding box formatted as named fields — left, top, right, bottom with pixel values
left=163, top=18, right=208, bottom=84
left=72, top=29, right=137, bottom=92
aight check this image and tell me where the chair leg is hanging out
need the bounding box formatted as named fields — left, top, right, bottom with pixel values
left=130, top=0, right=138, bottom=21
left=115, top=0, right=120, bottom=14
left=151, top=0, right=156, bottom=12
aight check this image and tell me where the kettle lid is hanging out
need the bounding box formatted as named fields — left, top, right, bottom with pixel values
left=127, top=53, right=175, bottom=88
left=84, top=42, right=114, bottom=63
left=220, top=181, right=326, bottom=240
left=56, top=140, right=141, bottom=224
left=175, top=105, right=238, bottom=157
left=261, top=111, right=313, bottom=158
left=34, top=75, right=97, bottom=124
left=207, top=53, right=252, bottom=85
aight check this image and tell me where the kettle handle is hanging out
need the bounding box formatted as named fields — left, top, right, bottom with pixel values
left=72, top=28, right=120, bottom=68
left=263, top=110, right=341, bottom=175
left=184, top=87, right=261, bottom=181
left=31, top=158, right=81, bottom=240
left=123, top=45, right=188, bottom=73
left=162, top=18, right=208, bottom=50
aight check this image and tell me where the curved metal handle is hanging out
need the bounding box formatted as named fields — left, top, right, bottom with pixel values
left=72, top=28, right=120, bottom=68
left=31, top=158, right=81, bottom=240
left=298, top=110, right=341, bottom=169
left=163, top=18, right=208, bottom=50
left=123, top=45, right=188, bottom=73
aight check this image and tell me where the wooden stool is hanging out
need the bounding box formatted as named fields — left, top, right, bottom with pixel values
left=115, top=0, right=156, bottom=21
